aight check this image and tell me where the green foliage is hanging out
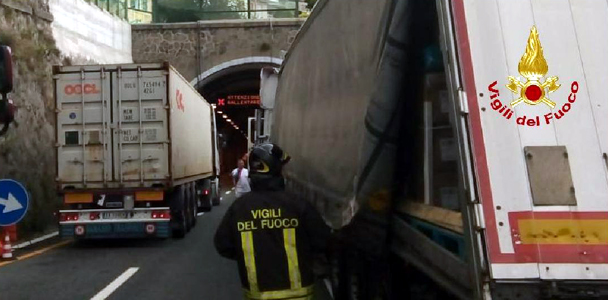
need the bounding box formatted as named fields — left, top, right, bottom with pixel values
left=8, top=27, right=58, bottom=73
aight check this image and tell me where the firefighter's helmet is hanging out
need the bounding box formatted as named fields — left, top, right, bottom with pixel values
left=248, top=143, right=290, bottom=178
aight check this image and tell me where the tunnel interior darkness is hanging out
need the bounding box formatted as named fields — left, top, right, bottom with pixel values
left=197, top=63, right=277, bottom=177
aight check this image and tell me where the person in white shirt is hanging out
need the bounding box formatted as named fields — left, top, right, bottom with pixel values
left=231, top=159, right=251, bottom=198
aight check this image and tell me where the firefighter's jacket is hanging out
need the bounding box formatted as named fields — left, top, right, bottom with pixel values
left=214, top=191, right=331, bottom=300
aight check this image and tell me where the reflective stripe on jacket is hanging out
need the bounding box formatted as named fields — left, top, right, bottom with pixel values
left=214, top=191, right=330, bottom=299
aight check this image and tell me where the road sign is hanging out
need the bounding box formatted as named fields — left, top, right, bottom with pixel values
left=0, top=179, right=29, bottom=226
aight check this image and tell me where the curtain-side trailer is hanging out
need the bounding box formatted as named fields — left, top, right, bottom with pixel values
left=54, top=63, right=221, bottom=239
left=269, top=0, right=608, bottom=299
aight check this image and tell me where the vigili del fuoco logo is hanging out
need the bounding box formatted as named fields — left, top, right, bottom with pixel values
left=487, top=26, right=579, bottom=127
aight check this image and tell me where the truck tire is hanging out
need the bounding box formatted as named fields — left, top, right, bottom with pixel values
left=212, top=181, right=220, bottom=206
left=199, top=180, right=212, bottom=212
left=185, top=183, right=193, bottom=232
left=335, top=246, right=389, bottom=300
left=204, top=195, right=212, bottom=212
left=190, top=183, right=197, bottom=227
left=171, top=186, right=187, bottom=239
left=172, top=207, right=187, bottom=239
left=200, top=197, right=212, bottom=212
left=335, top=247, right=361, bottom=300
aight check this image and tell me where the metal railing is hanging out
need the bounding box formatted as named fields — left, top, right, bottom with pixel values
left=85, top=0, right=153, bottom=23
left=153, top=0, right=304, bottom=23
left=84, top=0, right=305, bottom=23
left=85, top=0, right=129, bottom=20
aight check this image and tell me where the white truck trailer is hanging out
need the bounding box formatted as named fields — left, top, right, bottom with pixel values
left=269, top=0, right=608, bottom=299
left=54, top=63, right=221, bottom=239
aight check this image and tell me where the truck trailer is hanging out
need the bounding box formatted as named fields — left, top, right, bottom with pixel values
left=265, top=0, right=608, bottom=299
left=54, top=63, right=221, bottom=239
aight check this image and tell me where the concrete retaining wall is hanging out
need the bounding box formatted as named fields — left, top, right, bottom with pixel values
left=50, top=0, right=132, bottom=64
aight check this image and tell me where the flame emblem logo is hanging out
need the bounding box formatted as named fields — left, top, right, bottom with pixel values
left=507, top=26, right=561, bottom=108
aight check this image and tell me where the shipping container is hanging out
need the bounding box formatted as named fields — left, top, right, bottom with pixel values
left=54, top=63, right=221, bottom=239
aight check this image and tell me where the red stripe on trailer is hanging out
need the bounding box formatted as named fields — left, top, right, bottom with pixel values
left=451, top=0, right=504, bottom=263
left=508, top=211, right=608, bottom=263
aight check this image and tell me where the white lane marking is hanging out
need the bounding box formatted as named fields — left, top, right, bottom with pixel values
left=14, top=231, right=59, bottom=249
left=197, top=212, right=204, bottom=217
left=225, top=191, right=232, bottom=195
left=91, top=267, right=139, bottom=300
left=324, top=279, right=334, bottom=299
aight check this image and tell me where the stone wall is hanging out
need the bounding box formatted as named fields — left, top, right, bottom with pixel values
left=0, top=0, right=63, bottom=238
left=50, top=0, right=133, bottom=65
left=132, top=19, right=304, bottom=82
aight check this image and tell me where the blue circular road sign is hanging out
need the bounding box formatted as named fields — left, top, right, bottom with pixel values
left=0, top=179, right=29, bottom=226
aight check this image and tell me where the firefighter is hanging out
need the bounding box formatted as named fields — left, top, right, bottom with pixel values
left=214, top=143, right=331, bottom=300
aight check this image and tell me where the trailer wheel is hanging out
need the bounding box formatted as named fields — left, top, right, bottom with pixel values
left=171, top=186, right=187, bottom=239
left=336, top=248, right=363, bottom=300
left=199, top=198, right=212, bottom=212
left=190, top=183, right=197, bottom=227
left=185, top=183, right=193, bottom=232
left=334, top=246, right=391, bottom=300
left=212, top=181, right=220, bottom=206
left=199, top=180, right=213, bottom=212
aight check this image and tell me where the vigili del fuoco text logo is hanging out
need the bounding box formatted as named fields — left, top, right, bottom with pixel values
left=487, top=26, right=579, bottom=127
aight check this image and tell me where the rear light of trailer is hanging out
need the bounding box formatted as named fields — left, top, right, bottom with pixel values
left=89, top=212, right=100, bottom=220
left=151, top=210, right=171, bottom=219
left=60, top=212, right=80, bottom=222
left=204, top=189, right=209, bottom=195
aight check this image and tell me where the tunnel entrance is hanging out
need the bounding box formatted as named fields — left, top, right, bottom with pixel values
left=196, top=61, right=280, bottom=183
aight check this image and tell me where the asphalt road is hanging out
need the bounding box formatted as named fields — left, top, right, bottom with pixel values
left=0, top=192, right=332, bottom=300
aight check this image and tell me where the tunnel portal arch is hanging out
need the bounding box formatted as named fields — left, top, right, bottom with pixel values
left=191, top=56, right=283, bottom=90
left=195, top=56, right=282, bottom=176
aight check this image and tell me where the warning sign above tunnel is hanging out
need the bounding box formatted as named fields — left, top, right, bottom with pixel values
left=217, top=95, right=261, bottom=106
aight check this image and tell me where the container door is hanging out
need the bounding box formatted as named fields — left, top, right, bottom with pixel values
left=112, top=68, right=169, bottom=187
left=56, top=69, right=112, bottom=189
